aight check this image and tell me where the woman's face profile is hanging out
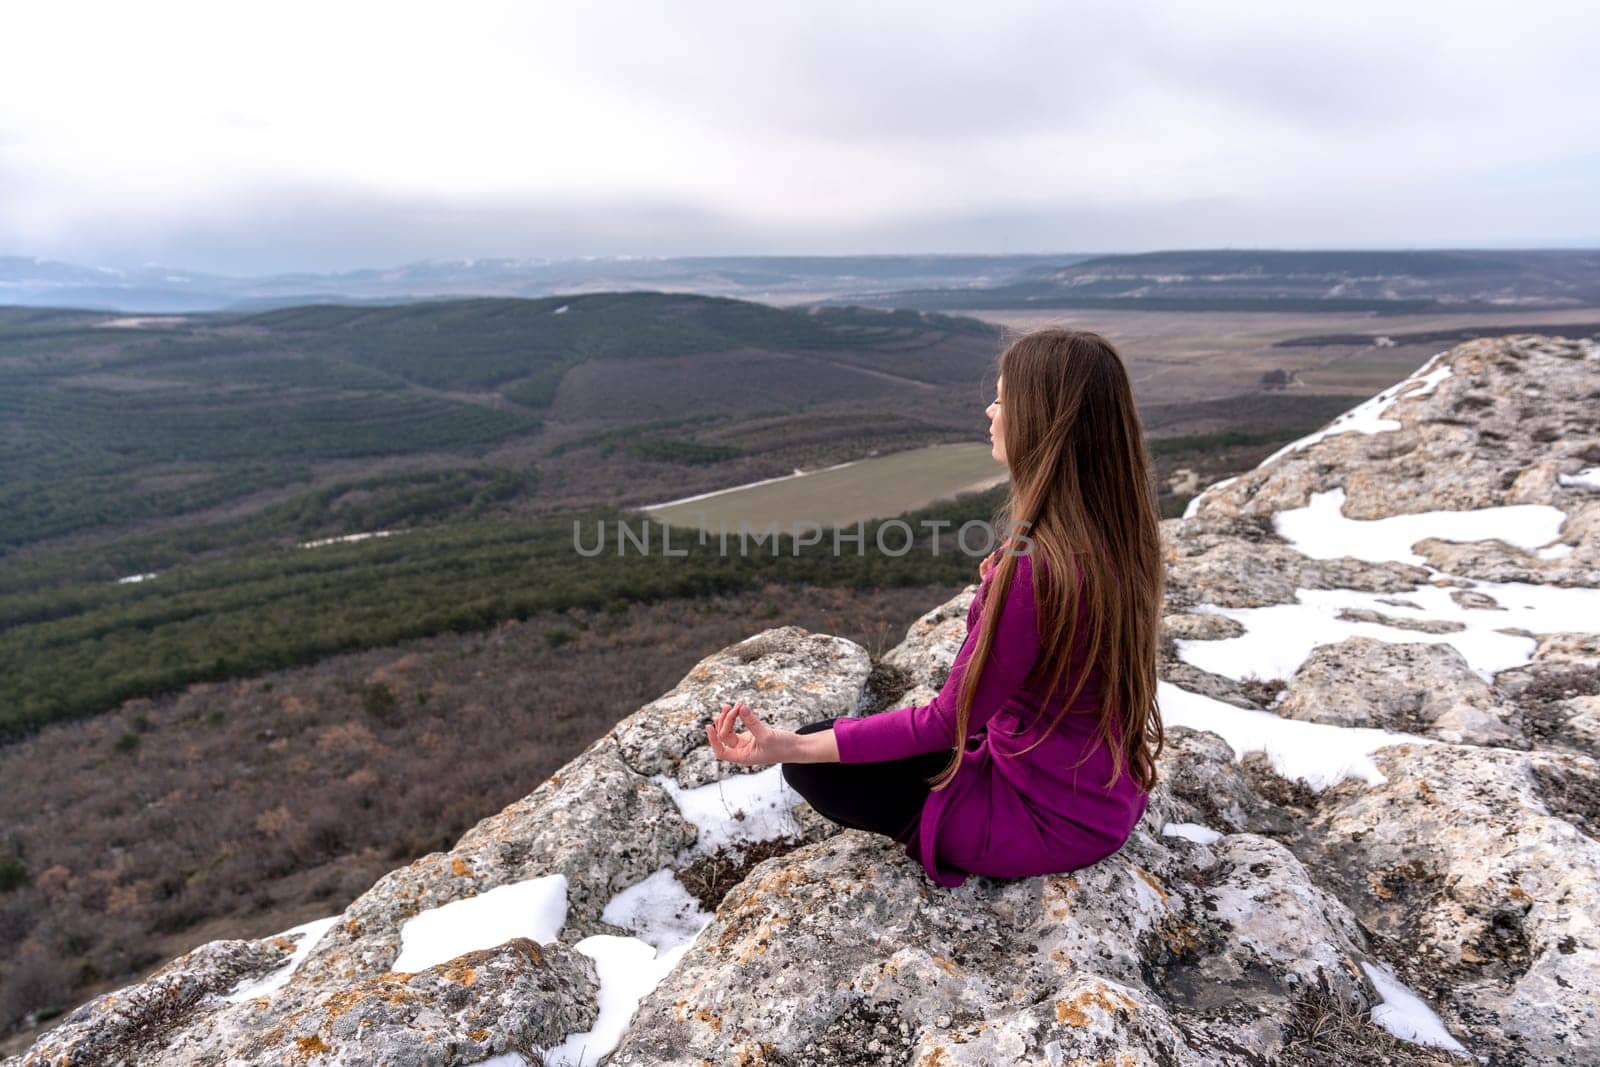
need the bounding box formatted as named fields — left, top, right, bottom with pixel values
left=986, top=375, right=1007, bottom=465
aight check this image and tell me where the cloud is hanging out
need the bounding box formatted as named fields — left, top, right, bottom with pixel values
left=1, top=0, right=1596, bottom=271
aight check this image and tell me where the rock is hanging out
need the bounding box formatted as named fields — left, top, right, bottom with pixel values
left=9, top=938, right=294, bottom=1066
left=1162, top=611, right=1246, bottom=641
left=1307, top=743, right=1600, bottom=1065
left=1276, top=637, right=1521, bottom=744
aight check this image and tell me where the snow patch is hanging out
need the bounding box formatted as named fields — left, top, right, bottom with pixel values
left=1157, top=680, right=1428, bottom=789
left=1172, top=488, right=1597, bottom=688
left=1559, top=466, right=1600, bottom=490
left=1161, top=822, right=1223, bottom=845
left=600, top=867, right=714, bottom=954
left=1360, top=959, right=1480, bottom=1059
left=534, top=935, right=697, bottom=1067
left=1274, top=488, right=1566, bottom=566
left=222, top=914, right=341, bottom=1002
left=649, top=765, right=803, bottom=852
left=391, top=875, right=568, bottom=973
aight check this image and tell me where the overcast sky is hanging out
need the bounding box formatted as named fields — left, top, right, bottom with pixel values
left=3, top=1, right=1597, bottom=273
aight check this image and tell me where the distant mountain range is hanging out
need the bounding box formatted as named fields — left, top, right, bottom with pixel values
left=0, top=253, right=1091, bottom=313
left=4, top=248, right=1596, bottom=315
left=828, top=248, right=1600, bottom=313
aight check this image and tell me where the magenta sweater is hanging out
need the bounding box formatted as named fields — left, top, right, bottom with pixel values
left=830, top=551, right=1150, bottom=888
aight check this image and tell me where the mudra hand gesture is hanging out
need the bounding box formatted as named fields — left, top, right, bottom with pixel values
left=706, top=701, right=788, bottom=767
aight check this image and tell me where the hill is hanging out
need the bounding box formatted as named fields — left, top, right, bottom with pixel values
left=0, top=294, right=999, bottom=556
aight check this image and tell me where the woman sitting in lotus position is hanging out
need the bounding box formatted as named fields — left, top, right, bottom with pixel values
left=706, top=328, right=1166, bottom=889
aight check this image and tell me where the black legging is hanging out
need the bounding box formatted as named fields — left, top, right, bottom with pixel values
left=780, top=717, right=957, bottom=844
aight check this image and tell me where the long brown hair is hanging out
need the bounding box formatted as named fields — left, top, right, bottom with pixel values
left=924, top=328, right=1165, bottom=794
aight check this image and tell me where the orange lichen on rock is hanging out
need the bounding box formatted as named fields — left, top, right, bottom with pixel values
left=1055, top=982, right=1138, bottom=1026
left=732, top=1042, right=776, bottom=1066
left=1129, top=865, right=1169, bottom=906
left=914, top=1047, right=953, bottom=1067
left=733, top=915, right=794, bottom=965
left=1041, top=875, right=1081, bottom=920
left=748, top=864, right=805, bottom=901
left=443, top=962, right=478, bottom=987
left=293, top=1034, right=331, bottom=1057
left=929, top=954, right=958, bottom=974
left=322, top=972, right=414, bottom=1019
left=451, top=857, right=472, bottom=877
left=1157, top=915, right=1202, bottom=956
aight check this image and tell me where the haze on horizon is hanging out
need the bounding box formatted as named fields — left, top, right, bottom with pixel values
left=2, top=0, right=1597, bottom=276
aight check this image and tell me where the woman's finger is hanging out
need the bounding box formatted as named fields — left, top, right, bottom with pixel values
left=738, top=704, right=763, bottom=736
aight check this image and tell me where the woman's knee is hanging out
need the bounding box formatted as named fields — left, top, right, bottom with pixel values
left=780, top=758, right=820, bottom=796
left=781, top=720, right=839, bottom=792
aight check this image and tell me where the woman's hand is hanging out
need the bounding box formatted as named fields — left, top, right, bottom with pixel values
left=706, top=702, right=791, bottom=767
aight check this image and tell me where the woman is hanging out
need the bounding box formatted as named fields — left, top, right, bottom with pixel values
left=705, top=328, right=1165, bottom=889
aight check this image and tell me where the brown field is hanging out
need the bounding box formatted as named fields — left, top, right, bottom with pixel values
left=959, top=305, right=1600, bottom=410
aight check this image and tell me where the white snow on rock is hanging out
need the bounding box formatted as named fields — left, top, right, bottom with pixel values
left=387, top=828, right=723, bottom=1066
left=391, top=875, right=568, bottom=973
left=1173, top=488, right=1596, bottom=688
left=522, top=855, right=717, bottom=1065
left=1161, top=822, right=1223, bottom=845
left=1175, top=583, right=1569, bottom=684
left=1158, top=680, right=1429, bottom=788
left=1558, top=466, right=1600, bottom=490
left=534, top=935, right=697, bottom=1067
left=222, top=914, right=341, bottom=1002
left=1274, top=487, right=1567, bottom=566
left=1360, top=959, right=1479, bottom=1059
left=650, top=764, right=804, bottom=852
left=600, top=866, right=714, bottom=954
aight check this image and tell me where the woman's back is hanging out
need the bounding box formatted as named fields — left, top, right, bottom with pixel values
left=833, top=550, right=1149, bottom=887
